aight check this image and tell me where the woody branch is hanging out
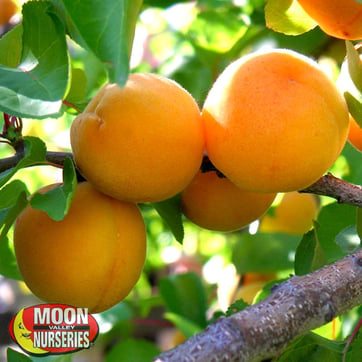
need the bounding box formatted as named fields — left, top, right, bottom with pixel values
left=154, top=249, right=362, bottom=362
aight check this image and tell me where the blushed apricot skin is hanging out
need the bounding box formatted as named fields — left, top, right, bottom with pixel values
left=181, top=170, right=276, bottom=232
left=259, top=192, right=319, bottom=235
left=297, top=0, right=362, bottom=40
left=202, top=49, right=349, bottom=194
left=14, top=182, right=146, bottom=314
left=70, top=73, right=204, bottom=203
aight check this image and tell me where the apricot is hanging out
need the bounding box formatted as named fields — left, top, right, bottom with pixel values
left=259, top=192, right=319, bottom=235
left=13, top=182, right=146, bottom=313
left=0, top=0, right=17, bottom=26
left=202, top=49, right=349, bottom=193
left=297, top=0, right=362, bottom=40
left=181, top=170, right=276, bottom=232
left=347, top=115, right=362, bottom=152
left=70, top=73, right=204, bottom=203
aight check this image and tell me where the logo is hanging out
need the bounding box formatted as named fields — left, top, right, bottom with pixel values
left=9, top=304, right=99, bottom=356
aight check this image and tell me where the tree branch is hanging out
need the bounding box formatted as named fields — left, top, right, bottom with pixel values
left=300, top=173, right=362, bottom=207
left=154, top=249, right=362, bottom=362
left=0, top=151, right=73, bottom=173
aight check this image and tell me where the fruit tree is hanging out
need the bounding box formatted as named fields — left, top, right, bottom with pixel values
left=0, top=1, right=362, bottom=361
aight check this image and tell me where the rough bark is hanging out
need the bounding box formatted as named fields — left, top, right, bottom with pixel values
left=154, top=249, right=362, bottom=362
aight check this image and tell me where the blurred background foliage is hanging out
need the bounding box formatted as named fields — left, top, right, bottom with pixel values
left=0, top=0, right=361, bottom=361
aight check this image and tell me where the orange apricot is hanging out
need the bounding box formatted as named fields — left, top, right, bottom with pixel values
left=70, top=73, right=204, bottom=203
left=14, top=182, right=146, bottom=313
left=347, top=115, right=362, bottom=152
left=259, top=192, right=319, bottom=235
left=0, top=0, right=17, bottom=26
left=297, top=0, right=362, bottom=40
left=181, top=170, right=276, bottom=232
left=202, top=49, right=349, bottom=194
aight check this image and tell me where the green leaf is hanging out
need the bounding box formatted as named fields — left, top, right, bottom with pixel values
left=0, top=24, right=23, bottom=68
left=265, top=0, right=317, bottom=36
left=232, top=232, right=300, bottom=274
left=342, top=142, right=362, bottom=184
left=294, top=224, right=328, bottom=276
left=344, top=92, right=362, bottom=127
left=346, top=328, right=362, bottom=362
left=346, top=41, right=362, bottom=94
left=0, top=136, right=47, bottom=188
left=30, top=158, right=77, bottom=221
left=105, top=339, right=160, bottom=362
left=152, top=195, right=184, bottom=243
left=0, top=191, right=28, bottom=244
left=316, top=202, right=357, bottom=262
left=0, top=1, right=70, bottom=118
left=65, top=67, right=87, bottom=104
left=0, top=236, right=22, bottom=280
left=164, top=313, right=203, bottom=338
left=58, top=0, right=142, bottom=86
left=7, top=348, right=32, bottom=362
left=278, top=332, right=344, bottom=361
left=187, top=9, right=248, bottom=53
left=158, top=272, right=208, bottom=328
left=0, top=180, right=29, bottom=208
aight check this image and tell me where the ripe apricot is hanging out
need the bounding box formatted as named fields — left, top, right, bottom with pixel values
left=70, top=73, right=204, bottom=203
left=181, top=170, right=276, bottom=232
left=347, top=115, right=362, bottom=152
left=297, top=0, right=362, bottom=40
left=0, top=0, right=17, bottom=25
left=14, top=182, right=146, bottom=313
left=259, top=192, right=319, bottom=235
left=202, top=49, right=349, bottom=193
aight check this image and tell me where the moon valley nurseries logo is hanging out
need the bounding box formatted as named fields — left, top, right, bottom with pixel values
left=9, top=304, right=99, bottom=356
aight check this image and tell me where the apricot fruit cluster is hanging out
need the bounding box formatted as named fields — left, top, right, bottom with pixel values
left=14, top=47, right=350, bottom=311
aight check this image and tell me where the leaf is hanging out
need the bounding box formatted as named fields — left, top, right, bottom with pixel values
left=294, top=224, right=328, bottom=276
left=158, top=272, right=208, bottom=328
left=346, top=41, right=362, bottom=94
left=0, top=191, right=28, bottom=243
left=265, top=0, right=317, bottom=36
left=232, top=232, right=300, bottom=274
left=105, top=339, right=160, bottom=362
left=0, top=1, right=70, bottom=118
left=346, top=328, right=362, bottom=362
left=344, top=92, right=362, bottom=127
left=0, top=180, right=29, bottom=208
left=316, top=202, right=357, bottom=262
left=7, top=348, right=32, bottom=362
left=0, top=24, right=23, bottom=67
left=0, top=136, right=47, bottom=188
left=64, top=67, right=87, bottom=104
left=278, top=332, right=344, bottom=361
left=152, top=195, right=184, bottom=243
left=164, top=313, right=203, bottom=338
left=58, top=0, right=143, bottom=86
left=187, top=9, right=248, bottom=53
left=30, top=158, right=77, bottom=221
left=0, top=236, right=22, bottom=280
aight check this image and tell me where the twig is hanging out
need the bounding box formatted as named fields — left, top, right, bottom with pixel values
left=300, top=173, right=362, bottom=207
left=0, top=151, right=73, bottom=173
left=154, top=249, right=362, bottom=362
